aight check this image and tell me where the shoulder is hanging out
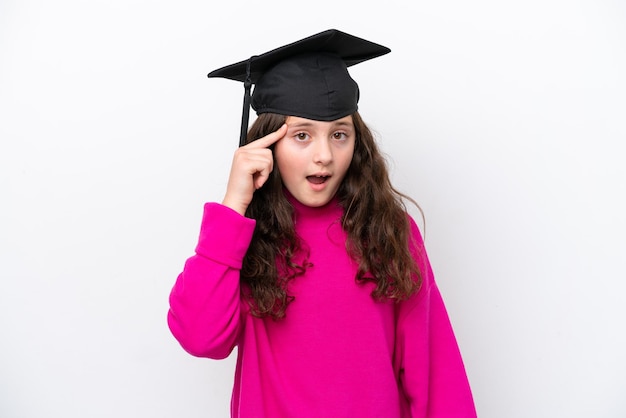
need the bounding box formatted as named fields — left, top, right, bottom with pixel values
left=403, top=211, right=437, bottom=296
left=405, top=213, right=426, bottom=262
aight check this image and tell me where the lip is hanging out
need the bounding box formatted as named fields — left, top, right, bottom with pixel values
left=306, top=173, right=332, bottom=191
left=309, top=171, right=331, bottom=177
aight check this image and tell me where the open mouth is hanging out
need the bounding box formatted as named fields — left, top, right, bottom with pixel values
left=306, top=175, right=330, bottom=185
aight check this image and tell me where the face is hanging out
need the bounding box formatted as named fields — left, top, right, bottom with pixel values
left=274, top=115, right=355, bottom=207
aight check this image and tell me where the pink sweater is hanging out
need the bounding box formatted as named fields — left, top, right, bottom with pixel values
left=168, top=198, right=476, bottom=417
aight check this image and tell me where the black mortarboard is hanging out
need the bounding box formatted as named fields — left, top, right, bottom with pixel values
left=207, top=29, right=391, bottom=146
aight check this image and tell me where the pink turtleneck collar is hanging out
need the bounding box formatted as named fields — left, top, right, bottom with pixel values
left=283, top=188, right=344, bottom=226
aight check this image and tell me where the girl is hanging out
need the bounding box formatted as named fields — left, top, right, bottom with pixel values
left=168, top=29, right=476, bottom=417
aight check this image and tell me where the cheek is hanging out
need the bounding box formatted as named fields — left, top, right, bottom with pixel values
left=277, top=160, right=295, bottom=181
left=337, top=145, right=355, bottom=173
left=273, top=143, right=288, bottom=169
left=274, top=144, right=300, bottom=178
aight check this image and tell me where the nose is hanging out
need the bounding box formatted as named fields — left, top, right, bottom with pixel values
left=313, top=138, right=333, bottom=165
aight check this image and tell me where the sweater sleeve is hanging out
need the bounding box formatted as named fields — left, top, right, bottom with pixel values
left=167, top=203, right=256, bottom=359
left=395, top=216, right=477, bottom=417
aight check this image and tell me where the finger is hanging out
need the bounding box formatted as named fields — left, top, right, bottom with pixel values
left=245, top=123, right=287, bottom=149
left=252, top=153, right=274, bottom=187
left=253, top=167, right=272, bottom=190
left=233, top=148, right=273, bottom=171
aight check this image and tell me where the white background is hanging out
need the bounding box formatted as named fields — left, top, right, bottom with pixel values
left=1, top=0, right=625, bottom=417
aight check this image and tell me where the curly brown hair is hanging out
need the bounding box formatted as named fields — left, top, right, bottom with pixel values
left=242, top=112, right=422, bottom=319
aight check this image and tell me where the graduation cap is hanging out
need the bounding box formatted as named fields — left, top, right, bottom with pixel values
left=207, top=29, right=391, bottom=146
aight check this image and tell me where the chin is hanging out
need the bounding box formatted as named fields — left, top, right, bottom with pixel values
left=305, top=199, right=330, bottom=207
left=294, top=193, right=334, bottom=208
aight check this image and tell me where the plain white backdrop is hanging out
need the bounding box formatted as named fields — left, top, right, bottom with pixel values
left=1, top=0, right=625, bottom=417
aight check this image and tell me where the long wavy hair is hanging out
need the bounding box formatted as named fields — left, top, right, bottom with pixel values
left=242, top=111, right=422, bottom=319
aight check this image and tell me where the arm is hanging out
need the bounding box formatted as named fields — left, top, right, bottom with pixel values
left=168, top=124, right=286, bottom=358
left=167, top=203, right=256, bottom=359
left=395, top=217, right=477, bottom=417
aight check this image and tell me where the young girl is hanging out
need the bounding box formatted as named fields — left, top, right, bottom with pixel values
left=168, top=29, right=476, bottom=417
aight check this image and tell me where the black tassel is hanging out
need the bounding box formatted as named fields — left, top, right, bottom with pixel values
left=239, top=58, right=253, bottom=147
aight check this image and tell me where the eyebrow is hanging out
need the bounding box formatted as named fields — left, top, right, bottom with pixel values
left=287, top=121, right=315, bottom=129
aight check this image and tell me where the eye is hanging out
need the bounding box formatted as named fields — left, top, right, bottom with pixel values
left=294, top=132, right=310, bottom=142
left=332, top=131, right=348, bottom=141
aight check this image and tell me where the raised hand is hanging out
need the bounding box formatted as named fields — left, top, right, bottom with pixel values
left=221, top=124, right=287, bottom=215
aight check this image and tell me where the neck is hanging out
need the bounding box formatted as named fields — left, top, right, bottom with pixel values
left=284, top=189, right=343, bottom=224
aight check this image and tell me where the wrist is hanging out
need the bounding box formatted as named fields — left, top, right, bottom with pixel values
left=221, top=196, right=248, bottom=216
